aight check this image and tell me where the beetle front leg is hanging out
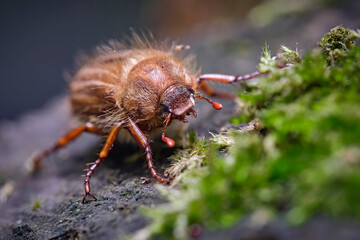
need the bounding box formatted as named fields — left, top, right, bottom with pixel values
left=82, top=122, right=123, bottom=203
left=197, top=71, right=265, bottom=99
left=127, top=118, right=170, bottom=184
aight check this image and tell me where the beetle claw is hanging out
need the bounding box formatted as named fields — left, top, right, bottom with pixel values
left=82, top=192, right=97, bottom=203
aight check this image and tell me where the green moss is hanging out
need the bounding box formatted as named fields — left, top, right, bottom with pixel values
left=318, top=26, right=360, bottom=65
left=139, top=27, right=360, bottom=240
left=164, top=136, right=207, bottom=185
left=32, top=199, right=42, bottom=211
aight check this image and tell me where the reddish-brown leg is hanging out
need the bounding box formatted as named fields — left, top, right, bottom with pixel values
left=197, top=71, right=265, bottom=99
left=82, top=123, right=123, bottom=203
left=32, top=123, right=100, bottom=170
left=127, top=118, right=170, bottom=184
left=199, top=81, right=237, bottom=99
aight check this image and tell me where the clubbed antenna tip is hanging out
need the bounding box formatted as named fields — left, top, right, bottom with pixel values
left=194, top=95, right=222, bottom=110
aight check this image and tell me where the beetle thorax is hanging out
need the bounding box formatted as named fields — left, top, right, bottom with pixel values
left=121, top=56, right=195, bottom=123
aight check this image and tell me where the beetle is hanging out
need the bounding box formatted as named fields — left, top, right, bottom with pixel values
left=32, top=35, right=264, bottom=203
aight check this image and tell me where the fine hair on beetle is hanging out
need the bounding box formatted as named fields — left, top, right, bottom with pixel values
left=31, top=32, right=265, bottom=203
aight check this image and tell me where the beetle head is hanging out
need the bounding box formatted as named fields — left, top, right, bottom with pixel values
left=159, top=84, right=223, bottom=148
left=160, top=85, right=195, bottom=116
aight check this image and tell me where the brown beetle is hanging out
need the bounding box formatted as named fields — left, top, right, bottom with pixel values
left=32, top=35, right=264, bottom=203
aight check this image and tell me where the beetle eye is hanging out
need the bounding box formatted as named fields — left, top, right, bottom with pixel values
left=160, top=104, right=169, bottom=114
left=186, top=87, right=195, bottom=94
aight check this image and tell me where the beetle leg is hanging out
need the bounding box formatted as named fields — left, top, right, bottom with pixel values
left=82, top=122, right=123, bottom=203
left=199, top=81, right=237, bottom=99
left=31, top=123, right=101, bottom=171
left=197, top=71, right=265, bottom=99
left=127, top=118, right=170, bottom=184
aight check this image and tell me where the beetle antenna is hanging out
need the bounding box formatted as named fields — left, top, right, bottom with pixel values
left=162, top=113, right=175, bottom=148
left=194, top=95, right=222, bottom=110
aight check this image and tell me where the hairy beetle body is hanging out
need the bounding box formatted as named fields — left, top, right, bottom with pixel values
left=32, top=35, right=264, bottom=203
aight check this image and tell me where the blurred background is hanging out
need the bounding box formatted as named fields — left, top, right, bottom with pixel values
left=1, top=0, right=359, bottom=121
